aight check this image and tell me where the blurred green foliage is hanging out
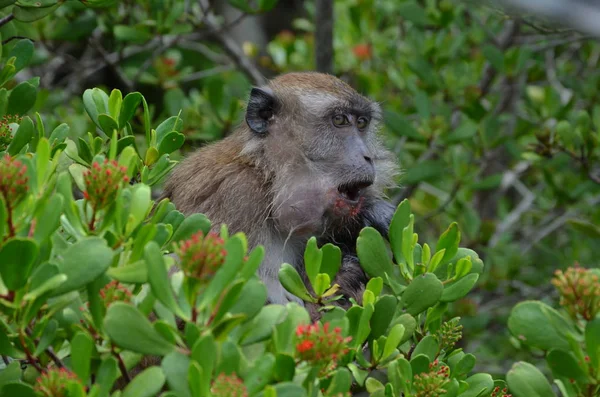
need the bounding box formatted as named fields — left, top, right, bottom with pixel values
left=0, top=0, right=599, bottom=392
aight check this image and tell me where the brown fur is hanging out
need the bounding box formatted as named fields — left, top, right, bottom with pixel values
left=163, top=71, right=399, bottom=309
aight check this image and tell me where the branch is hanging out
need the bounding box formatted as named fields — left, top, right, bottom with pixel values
left=2, top=36, right=31, bottom=45
left=197, top=0, right=266, bottom=86
left=315, top=0, right=334, bottom=74
left=0, top=14, right=13, bottom=28
left=88, top=35, right=134, bottom=92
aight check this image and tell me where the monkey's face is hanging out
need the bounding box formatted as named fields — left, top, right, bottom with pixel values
left=244, top=72, right=388, bottom=236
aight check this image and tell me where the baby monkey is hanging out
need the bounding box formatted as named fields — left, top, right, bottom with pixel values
left=163, top=72, right=398, bottom=312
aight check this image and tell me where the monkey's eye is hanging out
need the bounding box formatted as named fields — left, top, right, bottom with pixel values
left=332, top=114, right=348, bottom=127
left=356, top=116, right=369, bottom=130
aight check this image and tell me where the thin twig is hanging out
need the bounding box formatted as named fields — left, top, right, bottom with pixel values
left=0, top=14, right=14, bottom=28
left=197, top=0, right=266, bottom=85
left=2, top=36, right=31, bottom=45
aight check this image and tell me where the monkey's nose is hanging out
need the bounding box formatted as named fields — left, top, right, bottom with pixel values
left=364, top=155, right=373, bottom=165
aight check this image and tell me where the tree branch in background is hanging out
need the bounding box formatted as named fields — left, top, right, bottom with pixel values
left=315, top=0, right=334, bottom=74
left=0, top=14, right=13, bottom=28
left=197, top=0, right=266, bottom=86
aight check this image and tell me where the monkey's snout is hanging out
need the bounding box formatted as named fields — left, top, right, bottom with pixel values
left=337, top=180, right=373, bottom=203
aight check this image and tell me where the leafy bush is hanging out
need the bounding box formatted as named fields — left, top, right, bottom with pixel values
left=505, top=265, right=600, bottom=397
left=0, top=0, right=600, bottom=396
left=0, top=36, right=508, bottom=397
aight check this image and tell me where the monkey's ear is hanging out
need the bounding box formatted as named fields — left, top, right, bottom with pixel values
left=246, top=87, right=276, bottom=134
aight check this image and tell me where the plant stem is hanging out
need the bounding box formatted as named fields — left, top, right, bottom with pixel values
left=0, top=14, right=14, bottom=28
left=19, top=331, right=43, bottom=373
left=112, top=348, right=131, bottom=383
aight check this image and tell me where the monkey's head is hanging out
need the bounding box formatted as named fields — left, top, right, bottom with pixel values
left=242, top=72, right=397, bottom=237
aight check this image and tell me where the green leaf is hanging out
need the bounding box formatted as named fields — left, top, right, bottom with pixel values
left=7, top=116, right=34, bottom=155
left=8, top=39, right=34, bottom=73
left=162, top=351, right=191, bottom=397
left=313, top=273, right=330, bottom=296
left=33, top=319, right=58, bottom=356
left=568, top=219, right=600, bottom=239
left=106, top=261, right=148, bottom=283
left=0, top=237, right=39, bottom=290
left=114, top=25, right=152, bottom=44
left=240, top=305, right=287, bottom=345
left=23, top=274, right=66, bottom=301
left=389, top=199, right=411, bottom=264
left=0, top=382, right=36, bottom=397
left=156, top=115, right=183, bottom=144
left=145, top=242, right=185, bottom=318
left=126, top=184, right=152, bottom=234
left=412, top=335, right=438, bottom=362
left=122, top=367, right=166, bottom=397
left=7, top=81, right=36, bottom=115
left=585, top=318, right=600, bottom=369
left=401, top=160, right=445, bottom=184
left=436, top=222, right=460, bottom=265
left=0, top=329, right=24, bottom=358
left=453, top=353, right=475, bottom=378
left=357, top=227, right=395, bottom=282
left=52, top=237, right=113, bottom=296
left=398, top=2, right=429, bottom=26
left=547, top=349, right=590, bottom=385
left=482, top=44, right=505, bottom=72
left=95, top=357, right=119, bottom=397
left=119, top=92, right=142, bottom=128
left=71, top=332, right=94, bottom=383
left=440, top=274, right=479, bottom=302
left=402, top=273, right=443, bottom=316
left=274, top=354, right=296, bottom=382
left=157, top=131, right=185, bottom=155
left=191, top=333, right=216, bottom=396
left=506, top=362, right=556, bottom=397
left=461, top=373, right=494, bottom=397
left=104, top=302, right=175, bottom=356
left=325, top=367, right=351, bottom=395
left=245, top=353, right=276, bottom=395
left=384, top=110, right=425, bottom=141
left=319, top=243, right=341, bottom=285
left=370, top=295, right=398, bottom=339
left=170, top=213, right=211, bottom=243
left=98, top=113, right=119, bottom=135
left=13, top=2, right=62, bottom=22
left=0, top=362, right=22, bottom=389
left=303, top=237, right=322, bottom=288
left=108, top=89, right=122, bottom=121
left=410, top=354, right=430, bottom=376
left=507, top=301, right=574, bottom=351
left=279, top=263, right=314, bottom=302
left=382, top=324, right=405, bottom=360
left=33, top=194, right=63, bottom=243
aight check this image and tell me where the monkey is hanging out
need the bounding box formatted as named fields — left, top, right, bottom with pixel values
left=112, top=73, right=399, bottom=390
left=161, top=71, right=399, bottom=311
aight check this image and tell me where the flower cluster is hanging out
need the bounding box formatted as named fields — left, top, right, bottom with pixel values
left=210, top=372, right=248, bottom=397
left=0, top=115, right=19, bottom=151
left=490, top=386, right=512, bottom=397
left=436, top=317, right=463, bottom=351
left=82, top=159, right=129, bottom=211
left=34, top=368, right=80, bottom=397
left=552, top=265, right=600, bottom=321
left=100, top=280, right=132, bottom=308
left=175, top=231, right=227, bottom=282
left=412, top=360, right=450, bottom=397
left=0, top=154, right=29, bottom=207
left=295, top=322, right=351, bottom=368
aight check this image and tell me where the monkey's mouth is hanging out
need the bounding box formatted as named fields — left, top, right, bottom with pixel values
left=337, top=181, right=372, bottom=203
